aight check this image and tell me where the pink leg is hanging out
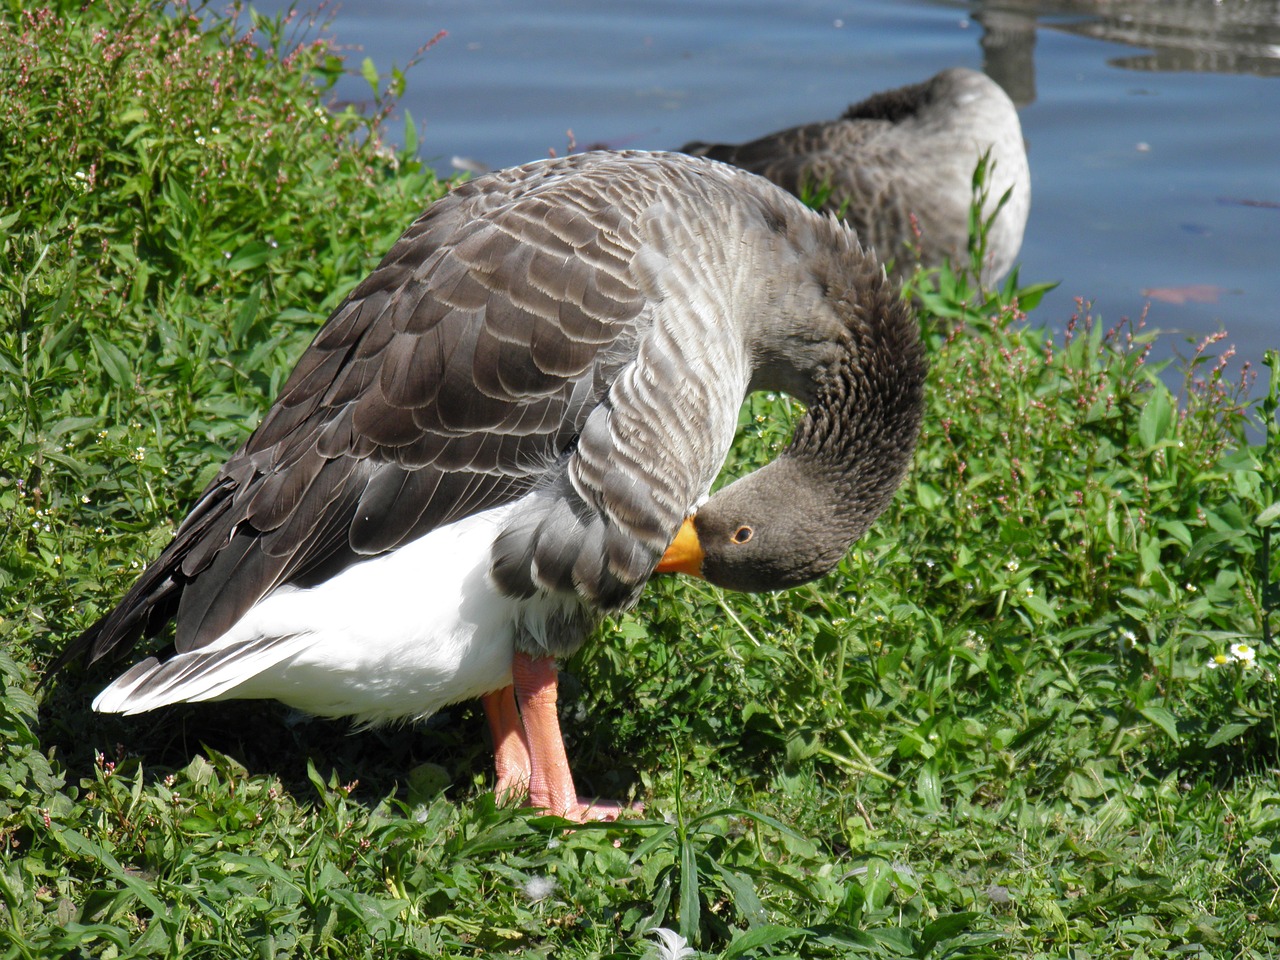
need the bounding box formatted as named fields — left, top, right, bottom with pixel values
left=481, top=685, right=530, bottom=803
left=511, top=650, right=630, bottom=822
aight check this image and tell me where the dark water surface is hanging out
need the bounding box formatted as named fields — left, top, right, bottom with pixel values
left=252, top=0, right=1279, bottom=399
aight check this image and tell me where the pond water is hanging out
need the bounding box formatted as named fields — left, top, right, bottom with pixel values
left=252, top=0, right=1279, bottom=402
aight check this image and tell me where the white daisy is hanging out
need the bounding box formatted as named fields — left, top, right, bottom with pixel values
left=1229, top=643, right=1257, bottom=666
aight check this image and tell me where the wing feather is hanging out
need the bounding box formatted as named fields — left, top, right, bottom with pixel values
left=67, top=152, right=788, bottom=671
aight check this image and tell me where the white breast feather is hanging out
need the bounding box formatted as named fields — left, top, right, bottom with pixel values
left=93, top=502, right=553, bottom=726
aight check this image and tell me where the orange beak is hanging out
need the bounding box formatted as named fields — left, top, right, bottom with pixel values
left=654, top=516, right=704, bottom=578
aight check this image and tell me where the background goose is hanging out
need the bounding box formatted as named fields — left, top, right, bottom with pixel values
left=53, top=151, right=926, bottom=822
left=682, top=67, right=1030, bottom=283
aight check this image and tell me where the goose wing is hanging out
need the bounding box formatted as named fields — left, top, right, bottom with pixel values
left=684, top=120, right=911, bottom=240
left=67, top=153, right=753, bottom=668
left=685, top=118, right=884, bottom=195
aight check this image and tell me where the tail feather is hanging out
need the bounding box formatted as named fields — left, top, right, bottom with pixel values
left=91, top=632, right=311, bottom=715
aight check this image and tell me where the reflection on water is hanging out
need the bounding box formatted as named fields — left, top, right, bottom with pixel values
left=1054, top=0, right=1280, bottom=75
left=974, top=0, right=1280, bottom=106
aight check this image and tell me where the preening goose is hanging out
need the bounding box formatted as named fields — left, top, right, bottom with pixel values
left=682, top=67, right=1030, bottom=282
left=54, top=151, right=926, bottom=821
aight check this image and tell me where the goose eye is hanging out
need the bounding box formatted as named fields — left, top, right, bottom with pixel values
left=731, top=525, right=754, bottom=544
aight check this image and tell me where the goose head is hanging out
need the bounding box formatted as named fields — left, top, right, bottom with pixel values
left=657, top=254, right=926, bottom=593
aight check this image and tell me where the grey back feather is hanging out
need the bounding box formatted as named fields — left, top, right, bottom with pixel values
left=682, top=67, right=1030, bottom=281
left=65, top=150, right=901, bottom=669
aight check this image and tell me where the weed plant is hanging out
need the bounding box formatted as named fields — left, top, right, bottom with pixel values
left=3, top=3, right=1279, bottom=958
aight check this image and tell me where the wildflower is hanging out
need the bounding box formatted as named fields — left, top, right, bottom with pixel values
left=1229, top=643, right=1257, bottom=666
left=647, top=927, right=697, bottom=960
left=1005, top=559, right=1019, bottom=573
left=1207, top=653, right=1232, bottom=669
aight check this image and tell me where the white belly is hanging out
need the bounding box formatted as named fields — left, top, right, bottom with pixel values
left=94, top=503, right=571, bottom=725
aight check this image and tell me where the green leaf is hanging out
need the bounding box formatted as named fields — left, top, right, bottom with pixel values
left=90, top=333, right=133, bottom=388
left=46, top=415, right=98, bottom=438
left=921, top=912, right=982, bottom=951
left=1138, top=387, right=1174, bottom=449
left=1204, top=721, right=1254, bottom=749
left=722, top=924, right=803, bottom=958
left=628, top=822, right=677, bottom=863
left=914, top=762, right=943, bottom=812
left=226, top=240, right=279, bottom=273
left=916, top=481, right=943, bottom=509
left=1159, top=519, right=1192, bottom=548
left=785, top=729, right=821, bottom=762
left=710, top=862, right=766, bottom=926
left=47, top=923, right=133, bottom=953
left=1140, top=705, right=1180, bottom=745
left=678, top=837, right=700, bottom=944
left=58, top=829, right=170, bottom=920
left=1257, top=501, right=1280, bottom=528
left=1017, top=591, right=1059, bottom=623
left=858, top=859, right=894, bottom=912
left=1186, top=530, right=1240, bottom=565
left=403, top=108, right=418, bottom=156
left=361, top=56, right=380, bottom=92
left=689, top=804, right=813, bottom=851
left=230, top=288, right=262, bottom=343
left=1015, top=279, right=1058, bottom=312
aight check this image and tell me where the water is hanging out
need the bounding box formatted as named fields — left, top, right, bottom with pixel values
left=251, top=0, right=1279, bottom=399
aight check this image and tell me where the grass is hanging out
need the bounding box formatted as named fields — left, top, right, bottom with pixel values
left=3, top=1, right=1279, bottom=957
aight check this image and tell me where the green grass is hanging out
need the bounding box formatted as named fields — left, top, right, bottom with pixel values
left=3, top=2, right=1280, bottom=957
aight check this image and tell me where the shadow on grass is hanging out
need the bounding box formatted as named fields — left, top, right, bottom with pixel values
left=36, top=661, right=645, bottom=811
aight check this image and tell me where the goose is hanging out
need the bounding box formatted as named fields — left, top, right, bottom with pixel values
left=52, top=151, right=926, bottom=821
left=682, top=67, right=1030, bottom=283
